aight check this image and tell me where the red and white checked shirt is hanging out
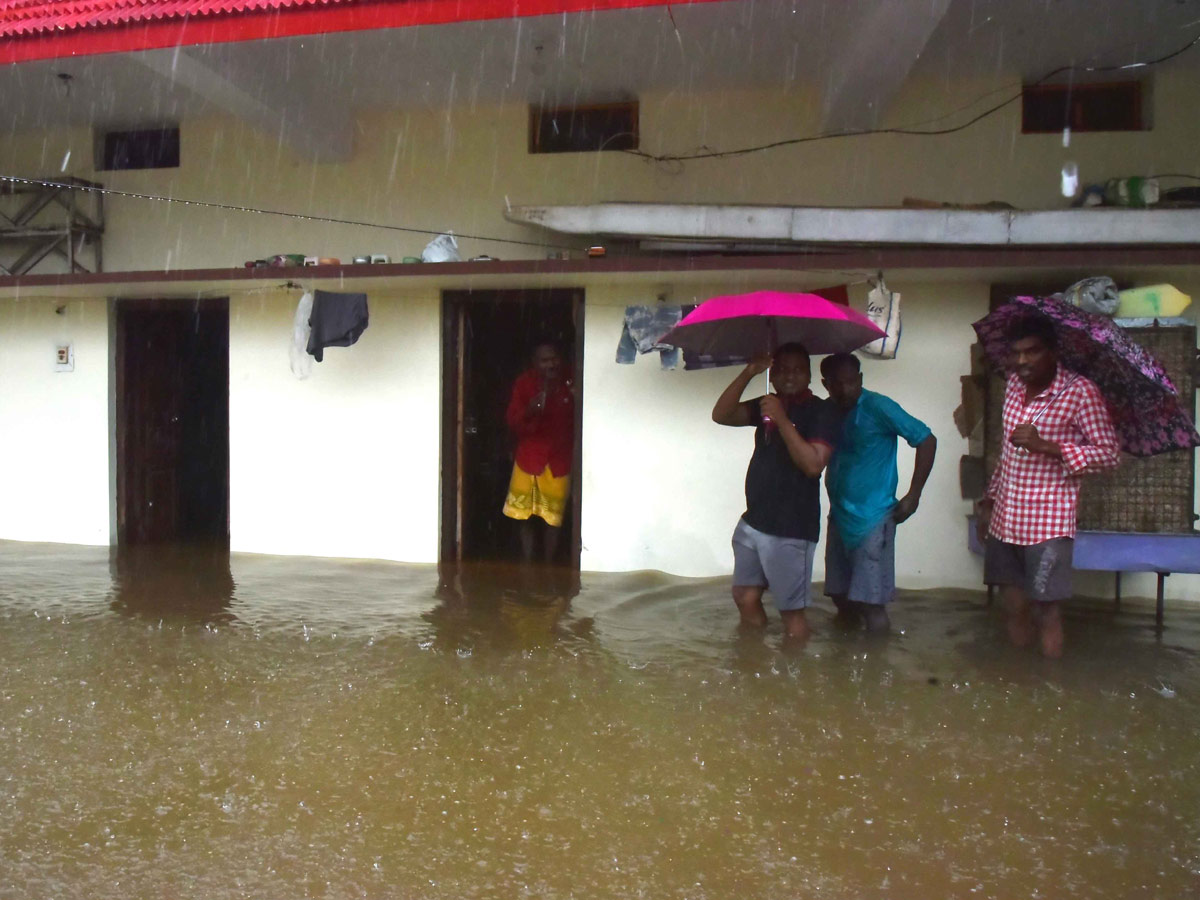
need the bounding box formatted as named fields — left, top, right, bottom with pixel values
left=986, top=367, right=1119, bottom=545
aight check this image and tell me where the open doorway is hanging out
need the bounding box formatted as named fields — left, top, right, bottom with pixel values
left=114, top=298, right=229, bottom=546
left=441, top=289, right=583, bottom=568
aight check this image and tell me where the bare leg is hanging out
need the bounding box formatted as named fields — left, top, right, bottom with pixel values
left=860, top=603, right=891, bottom=634
left=1036, top=602, right=1064, bottom=659
left=518, top=521, right=535, bottom=563
left=780, top=609, right=812, bottom=642
left=732, top=585, right=768, bottom=628
left=542, top=523, right=562, bottom=565
left=1001, top=585, right=1035, bottom=648
left=830, top=594, right=858, bottom=627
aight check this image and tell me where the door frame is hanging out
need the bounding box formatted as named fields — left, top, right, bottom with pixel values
left=440, top=288, right=585, bottom=567
left=112, top=296, right=230, bottom=546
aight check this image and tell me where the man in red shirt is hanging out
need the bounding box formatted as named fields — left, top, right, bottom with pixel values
left=503, top=342, right=575, bottom=563
left=977, top=315, right=1119, bottom=657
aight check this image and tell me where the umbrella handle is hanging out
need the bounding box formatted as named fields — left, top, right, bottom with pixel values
left=762, top=366, right=773, bottom=426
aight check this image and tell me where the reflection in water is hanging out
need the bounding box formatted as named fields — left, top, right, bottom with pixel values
left=109, top=543, right=236, bottom=625
left=0, top=540, right=1198, bottom=899
left=428, top=562, right=589, bottom=653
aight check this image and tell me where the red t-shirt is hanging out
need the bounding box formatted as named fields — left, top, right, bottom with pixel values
left=506, top=370, right=575, bottom=477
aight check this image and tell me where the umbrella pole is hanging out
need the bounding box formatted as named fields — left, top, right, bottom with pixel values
left=763, top=321, right=775, bottom=423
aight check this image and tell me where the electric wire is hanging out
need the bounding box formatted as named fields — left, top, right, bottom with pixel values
left=0, top=174, right=578, bottom=252
left=622, top=28, right=1200, bottom=164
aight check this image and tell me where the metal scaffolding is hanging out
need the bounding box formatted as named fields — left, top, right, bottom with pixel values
left=0, top=177, right=104, bottom=275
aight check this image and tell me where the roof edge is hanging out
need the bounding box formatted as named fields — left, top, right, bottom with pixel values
left=0, top=0, right=720, bottom=65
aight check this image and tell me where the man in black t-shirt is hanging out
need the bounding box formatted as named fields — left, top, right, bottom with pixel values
left=712, top=343, right=839, bottom=641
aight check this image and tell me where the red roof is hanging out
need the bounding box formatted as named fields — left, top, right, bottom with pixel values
left=0, top=1, right=334, bottom=38
left=0, top=0, right=715, bottom=63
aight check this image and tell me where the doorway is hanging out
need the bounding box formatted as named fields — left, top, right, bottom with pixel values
left=441, top=289, right=583, bottom=568
left=114, top=298, right=229, bottom=546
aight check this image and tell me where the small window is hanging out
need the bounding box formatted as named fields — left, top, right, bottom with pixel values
left=98, top=127, right=180, bottom=171
left=1022, top=82, right=1145, bottom=133
left=529, top=102, right=638, bottom=154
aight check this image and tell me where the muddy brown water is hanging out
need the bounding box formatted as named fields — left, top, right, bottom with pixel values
left=1, top=540, right=1198, bottom=899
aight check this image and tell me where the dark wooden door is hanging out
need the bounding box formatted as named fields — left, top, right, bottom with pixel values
left=116, top=299, right=229, bottom=545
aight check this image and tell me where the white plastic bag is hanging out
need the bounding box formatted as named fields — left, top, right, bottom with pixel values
left=289, top=291, right=314, bottom=379
left=861, top=279, right=901, bottom=359
left=1060, top=276, right=1118, bottom=317
left=421, top=232, right=461, bottom=263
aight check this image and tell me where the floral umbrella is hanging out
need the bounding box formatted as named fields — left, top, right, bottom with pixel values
left=972, top=294, right=1200, bottom=457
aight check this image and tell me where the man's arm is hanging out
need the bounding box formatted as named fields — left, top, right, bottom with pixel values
left=1009, top=382, right=1119, bottom=473
left=758, top=394, right=832, bottom=477
left=712, top=355, right=770, bottom=426
left=873, top=396, right=937, bottom=524
left=506, top=377, right=541, bottom=436
left=893, top=434, right=937, bottom=524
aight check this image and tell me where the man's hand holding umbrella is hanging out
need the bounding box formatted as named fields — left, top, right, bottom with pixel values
left=1009, top=422, right=1059, bottom=457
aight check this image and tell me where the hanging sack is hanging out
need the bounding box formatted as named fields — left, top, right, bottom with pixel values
left=861, top=279, right=901, bottom=359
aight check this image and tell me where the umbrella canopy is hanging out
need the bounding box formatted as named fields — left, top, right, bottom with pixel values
left=660, top=291, right=886, bottom=359
left=972, top=294, right=1200, bottom=457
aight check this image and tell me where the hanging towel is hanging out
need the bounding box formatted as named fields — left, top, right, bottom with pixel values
left=616, top=305, right=683, bottom=370
left=307, top=290, right=369, bottom=362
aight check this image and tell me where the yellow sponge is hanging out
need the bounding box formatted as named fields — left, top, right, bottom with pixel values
left=1117, top=284, right=1192, bottom=318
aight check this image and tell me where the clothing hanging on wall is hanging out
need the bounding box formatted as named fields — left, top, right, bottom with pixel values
left=616, top=305, right=683, bottom=370
left=307, top=290, right=369, bottom=362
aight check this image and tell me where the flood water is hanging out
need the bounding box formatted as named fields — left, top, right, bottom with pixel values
left=1, top=540, right=1198, bottom=899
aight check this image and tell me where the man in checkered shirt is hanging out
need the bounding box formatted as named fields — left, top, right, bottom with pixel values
left=977, top=315, right=1119, bottom=658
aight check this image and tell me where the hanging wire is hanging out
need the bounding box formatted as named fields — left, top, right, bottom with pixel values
left=622, top=29, right=1200, bottom=164
left=0, top=175, right=578, bottom=252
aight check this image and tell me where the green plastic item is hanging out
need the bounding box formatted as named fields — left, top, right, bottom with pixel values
left=1117, top=284, right=1192, bottom=318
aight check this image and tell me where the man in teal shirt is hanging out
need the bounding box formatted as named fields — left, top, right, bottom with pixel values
left=820, top=353, right=937, bottom=632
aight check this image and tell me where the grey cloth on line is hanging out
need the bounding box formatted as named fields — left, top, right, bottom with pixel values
left=307, top=290, right=369, bottom=362
left=616, top=305, right=682, bottom=370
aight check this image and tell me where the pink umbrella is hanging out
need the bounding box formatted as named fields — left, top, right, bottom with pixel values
left=660, top=290, right=886, bottom=360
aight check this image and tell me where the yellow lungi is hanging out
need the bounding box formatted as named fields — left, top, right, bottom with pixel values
left=502, top=464, right=570, bottom=527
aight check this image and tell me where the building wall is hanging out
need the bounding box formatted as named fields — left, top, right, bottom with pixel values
left=0, top=297, right=111, bottom=545
left=1, top=277, right=1197, bottom=600
left=0, top=71, right=1197, bottom=599
left=582, top=279, right=986, bottom=589
left=0, top=71, right=1197, bottom=271
left=228, top=287, right=442, bottom=562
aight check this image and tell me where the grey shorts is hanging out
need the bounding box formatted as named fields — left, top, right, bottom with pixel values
left=984, top=537, right=1074, bottom=603
left=824, top=515, right=896, bottom=606
left=731, top=518, right=816, bottom=611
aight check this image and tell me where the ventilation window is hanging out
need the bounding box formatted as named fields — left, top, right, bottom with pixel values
left=529, top=102, right=638, bottom=154
left=98, top=127, right=180, bottom=171
left=1022, top=82, right=1145, bottom=133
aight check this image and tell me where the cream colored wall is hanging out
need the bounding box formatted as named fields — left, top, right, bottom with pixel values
left=1, top=278, right=1196, bottom=602
left=1, top=66, right=1197, bottom=600
left=581, top=279, right=985, bottom=590
left=0, top=297, right=111, bottom=545
left=1, top=71, right=1197, bottom=272
left=227, top=287, right=442, bottom=561
left=582, top=278, right=1200, bottom=601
